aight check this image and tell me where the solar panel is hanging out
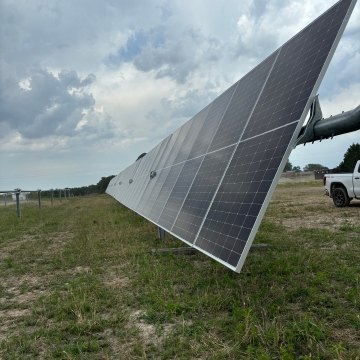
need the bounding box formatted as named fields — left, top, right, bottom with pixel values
left=107, top=0, right=357, bottom=272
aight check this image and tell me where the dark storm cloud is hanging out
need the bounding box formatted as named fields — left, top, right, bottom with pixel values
left=0, top=69, right=96, bottom=139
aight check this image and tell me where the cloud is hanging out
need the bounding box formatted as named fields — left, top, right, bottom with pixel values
left=106, top=26, right=223, bottom=84
left=0, top=69, right=98, bottom=139
left=0, top=0, right=359, bottom=190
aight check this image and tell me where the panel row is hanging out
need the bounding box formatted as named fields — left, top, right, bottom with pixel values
left=107, top=0, right=355, bottom=272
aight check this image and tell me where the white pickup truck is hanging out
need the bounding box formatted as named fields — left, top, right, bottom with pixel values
left=324, top=160, right=360, bottom=207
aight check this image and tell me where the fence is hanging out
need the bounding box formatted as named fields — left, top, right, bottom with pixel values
left=0, top=188, right=71, bottom=218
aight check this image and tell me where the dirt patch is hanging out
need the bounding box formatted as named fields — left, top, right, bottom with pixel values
left=0, top=309, right=31, bottom=344
left=104, top=274, right=130, bottom=289
left=276, top=213, right=358, bottom=230
left=0, top=250, right=10, bottom=261
left=0, top=288, right=45, bottom=315
left=333, top=327, right=360, bottom=348
left=15, top=290, right=46, bottom=304
left=0, top=308, right=30, bottom=318
left=1, top=231, right=73, bottom=262
left=102, top=329, right=123, bottom=356
left=0, top=272, right=48, bottom=343
left=100, top=328, right=136, bottom=358
left=71, top=266, right=92, bottom=274
left=2, top=274, right=42, bottom=289
left=128, top=310, right=174, bottom=345
left=268, top=186, right=360, bottom=231
left=0, top=234, right=38, bottom=256
left=44, top=231, right=73, bottom=255
left=129, top=310, right=156, bottom=343
left=278, top=175, right=314, bottom=183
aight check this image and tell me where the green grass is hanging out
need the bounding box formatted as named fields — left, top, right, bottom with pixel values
left=0, top=186, right=359, bottom=359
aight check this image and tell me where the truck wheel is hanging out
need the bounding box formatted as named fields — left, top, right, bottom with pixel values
left=332, top=187, right=350, bottom=207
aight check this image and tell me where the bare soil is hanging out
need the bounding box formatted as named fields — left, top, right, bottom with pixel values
left=269, top=185, right=360, bottom=231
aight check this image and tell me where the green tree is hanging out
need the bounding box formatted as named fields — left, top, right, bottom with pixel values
left=96, top=175, right=116, bottom=193
left=338, top=143, right=360, bottom=172
left=284, top=160, right=293, bottom=172
left=303, top=163, right=328, bottom=171
left=70, top=175, right=115, bottom=196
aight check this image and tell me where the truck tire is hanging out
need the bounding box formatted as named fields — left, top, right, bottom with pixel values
left=332, top=187, right=350, bottom=207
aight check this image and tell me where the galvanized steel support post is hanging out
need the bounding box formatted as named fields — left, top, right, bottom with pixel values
left=15, top=189, right=21, bottom=218
left=38, top=190, right=42, bottom=209
left=157, top=227, right=166, bottom=241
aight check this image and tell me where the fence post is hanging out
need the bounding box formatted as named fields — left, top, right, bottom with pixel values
left=15, top=189, right=21, bottom=218
left=4, top=193, right=6, bottom=207
left=50, top=189, right=54, bottom=206
left=38, top=190, right=42, bottom=209
left=59, top=189, right=62, bottom=201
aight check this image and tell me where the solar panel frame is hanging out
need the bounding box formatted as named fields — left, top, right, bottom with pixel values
left=192, top=0, right=357, bottom=272
left=106, top=0, right=357, bottom=272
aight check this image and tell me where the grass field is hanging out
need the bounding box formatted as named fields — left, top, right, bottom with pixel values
left=0, top=181, right=359, bottom=359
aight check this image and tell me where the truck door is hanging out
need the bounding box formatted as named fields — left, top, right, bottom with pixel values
left=354, top=162, right=360, bottom=197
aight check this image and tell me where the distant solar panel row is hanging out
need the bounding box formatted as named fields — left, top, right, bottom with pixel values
left=107, top=0, right=356, bottom=272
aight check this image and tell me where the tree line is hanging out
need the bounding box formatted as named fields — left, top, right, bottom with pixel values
left=285, top=143, right=360, bottom=173
left=70, top=175, right=115, bottom=196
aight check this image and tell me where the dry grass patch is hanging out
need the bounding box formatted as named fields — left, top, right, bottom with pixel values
left=268, top=184, right=360, bottom=231
left=44, top=231, right=73, bottom=255
left=1, top=192, right=359, bottom=359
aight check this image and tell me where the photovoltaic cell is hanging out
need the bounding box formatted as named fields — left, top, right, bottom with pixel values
left=133, top=137, right=171, bottom=210
left=106, top=0, right=356, bottom=272
left=186, top=83, right=237, bottom=159
left=158, top=156, right=203, bottom=229
left=138, top=167, right=171, bottom=216
left=148, top=162, right=185, bottom=221
left=174, top=106, right=210, bottom=164
left=242, top=1, right=352, bottom=140
left=208, top=51, right=279, bottom=152
left=195, top=123, right=298, bottom=266
left=172, top=145, right=235, bottom=243
left=164, top=122, right=192, bottom=168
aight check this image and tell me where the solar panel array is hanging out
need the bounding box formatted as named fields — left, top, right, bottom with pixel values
left=107, top=0, right=356, bottom=272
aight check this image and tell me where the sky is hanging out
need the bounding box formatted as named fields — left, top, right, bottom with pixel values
left=0, top=0, right=359, bottom=190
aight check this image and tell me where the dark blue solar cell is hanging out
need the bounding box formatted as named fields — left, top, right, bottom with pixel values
left=172, top=145, right=235, bottom=243
left=195, top=123, right=297, bottom=266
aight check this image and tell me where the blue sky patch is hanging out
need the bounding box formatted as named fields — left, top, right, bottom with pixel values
left=106, top=28, right=165, bottom=66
